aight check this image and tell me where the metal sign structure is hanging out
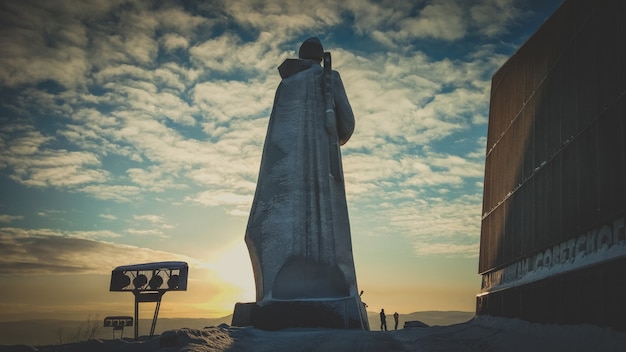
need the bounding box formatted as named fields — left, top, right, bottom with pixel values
left=103, top=316, right=133, bottom=339
left=109, top=261, right=188, bottom=339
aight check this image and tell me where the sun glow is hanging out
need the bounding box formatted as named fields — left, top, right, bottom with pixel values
left=213, top=241, right=256, bottom=303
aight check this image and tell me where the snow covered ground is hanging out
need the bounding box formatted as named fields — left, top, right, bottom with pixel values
left=2, top=316, right=626, bottom=352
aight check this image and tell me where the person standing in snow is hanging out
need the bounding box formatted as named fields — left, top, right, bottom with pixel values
left=393, top=311, right=399, bottom=330
left=380, top=309, right=387, bottom=331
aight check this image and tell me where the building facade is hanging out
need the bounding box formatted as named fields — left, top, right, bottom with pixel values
left=477, top=0, right=626, bottom=330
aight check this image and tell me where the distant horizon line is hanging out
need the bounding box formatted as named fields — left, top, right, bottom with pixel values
left=0, top=310, right=475, bottom=323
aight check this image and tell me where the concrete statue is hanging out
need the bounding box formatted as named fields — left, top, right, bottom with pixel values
left=232, top=37, right=369, bottom=330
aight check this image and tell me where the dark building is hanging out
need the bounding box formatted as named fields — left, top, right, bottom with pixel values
left=477, top=0, right=626, bottom=330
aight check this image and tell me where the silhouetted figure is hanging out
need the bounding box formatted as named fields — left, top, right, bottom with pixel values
left=236, top=37, right=368, bottom=329
left=380, top=309, right=387, bottom=331
left=246, top=36, right=357, bottom=301
left=393, top=312, right=399, bottom=330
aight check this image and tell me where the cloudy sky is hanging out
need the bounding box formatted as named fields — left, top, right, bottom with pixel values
left=0, top=0, right=562, bottom=321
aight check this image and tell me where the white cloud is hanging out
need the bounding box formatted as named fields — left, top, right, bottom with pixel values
left=108, top=84, right=197, bottom=125
left=188, top=191, right=252, bottom=208
left=0, top=215, right=23, bottom=223
left=193, top=79, right=275, bottom=122
left=349, top=0, right=526, bottom=47
left=0, top=227, right=182, bottom=275
left=470, top=0, right=520, bottom=37
left=134, top=214, right=173, bottom=226
left=0, top=126, right=109, bottom=188
left=127, top=166, right=186, bottom=192
left=161, top=33, right=190, bottom=51
left=79, top=184, right=143, bottom=202
left=347, top=0, right=468, bottom=47
left=126, top=228, right=167, bottom=237
left=99, top=214, right=117, bottom=220
left=343, top=0, right=408, bottom=37
left=37, top=210, right=66, bottom=219
left=189, top=32, right=286, bottom=76
left=2, top=127, right=51, bottom=156
left=133, top=214, right=167, bottom=224
left=384, top=193, right=483, bottom=257
left=155, top=7, right=209, bottom=33
left=223, top=0, right=342, bottom=39
left=336, top=48, right=494, bottom=155
left=399, top=0, right=467, bottom=41
left=126, top=214, right=174, bottom=237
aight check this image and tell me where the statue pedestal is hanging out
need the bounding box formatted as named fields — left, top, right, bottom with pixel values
left=232, top=297, right=369, bottom=330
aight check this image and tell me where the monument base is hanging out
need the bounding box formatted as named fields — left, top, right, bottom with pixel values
left=232, top=297, right=369, bottom=330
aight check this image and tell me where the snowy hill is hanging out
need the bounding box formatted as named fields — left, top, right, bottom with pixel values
left=1, top=315, right=625, bottom=352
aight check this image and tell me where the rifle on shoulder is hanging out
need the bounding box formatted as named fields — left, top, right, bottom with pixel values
left=323, top=51, right=343, bottom=181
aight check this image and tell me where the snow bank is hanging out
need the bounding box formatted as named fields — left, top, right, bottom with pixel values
left=394, top=316, right=626, bottom=352
left=4, top=317, right=626, bottom=352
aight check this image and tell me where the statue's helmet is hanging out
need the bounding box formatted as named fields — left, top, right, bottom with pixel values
left=298, top=37, right=324, bottom=61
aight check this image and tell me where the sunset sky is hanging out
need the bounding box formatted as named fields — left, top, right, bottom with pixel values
left=0, top=0, right=562, bottom=321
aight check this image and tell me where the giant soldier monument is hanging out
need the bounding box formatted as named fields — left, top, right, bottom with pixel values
left=232, top=37, right=369, bottom=330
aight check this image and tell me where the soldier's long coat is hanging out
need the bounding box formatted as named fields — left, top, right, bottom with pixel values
left=245, top=58, right=359, bottom=303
